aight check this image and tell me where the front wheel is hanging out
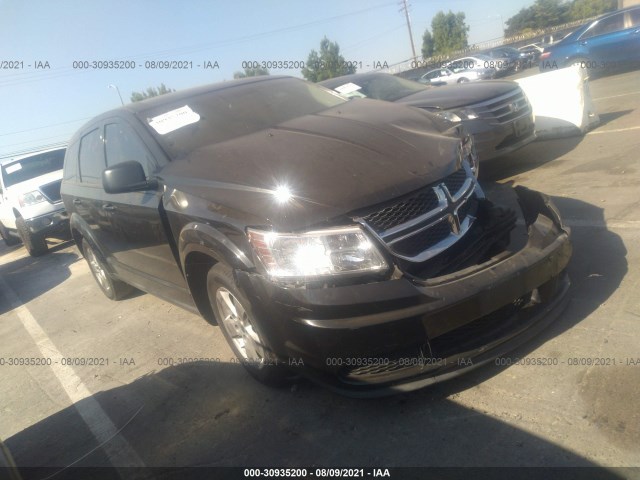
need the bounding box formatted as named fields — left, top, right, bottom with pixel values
left=207, top=264, right=291, bottom=387
left=457, top=77, right=469, bottom=83
left=16, top=217, right=47, bottom=256
left=82, top=238, right=133, bottom=300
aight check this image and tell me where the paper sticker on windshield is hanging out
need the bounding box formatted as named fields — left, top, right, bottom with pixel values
left=5, top=163, right=22, bottom=174
left=334, top=83, right=362, bottom=95
left=148, top=105, right=200, bottom=135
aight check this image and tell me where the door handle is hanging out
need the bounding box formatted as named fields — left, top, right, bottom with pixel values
left=73, top=199, right=82, bottom=205
left=102, top=204, right=116, bottom=211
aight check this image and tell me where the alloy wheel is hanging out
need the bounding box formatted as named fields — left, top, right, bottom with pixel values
left=216, top=288, right=265, bottom=363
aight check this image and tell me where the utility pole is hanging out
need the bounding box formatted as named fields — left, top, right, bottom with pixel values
left=400, top=0, right=418, bottom=61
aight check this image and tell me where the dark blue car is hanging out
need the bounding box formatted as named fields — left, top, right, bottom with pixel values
left=539, top=6, right=640, bottom=75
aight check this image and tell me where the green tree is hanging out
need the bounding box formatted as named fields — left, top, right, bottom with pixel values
left=130, top=83, right=175, bottom=103
left=431, top=11, right=470, bottom=56
left=421, top=29, right=434, bottom=58
left=569, top=0, right=616, bottom=20
left=504, top=0, right=570, bottom=36
left=301, top=36, right=356, bottom=82
left=533, top=0, right=570, bottom=28
left=233, top=67, right=270, bottom=79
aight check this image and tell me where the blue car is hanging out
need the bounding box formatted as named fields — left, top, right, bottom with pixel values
left=539, top=6, right=640, bottom=75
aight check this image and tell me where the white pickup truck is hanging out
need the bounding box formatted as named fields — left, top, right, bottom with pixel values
left=0, top=146, right=68, bottom=256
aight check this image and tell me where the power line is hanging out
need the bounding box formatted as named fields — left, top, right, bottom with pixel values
left=0, top=117, right=91, bottom=138
left=0, top=142, right=68, bottom=160
left=1, top=132, right=73, bottom=149
left=0, top=2, right=396, bottom=88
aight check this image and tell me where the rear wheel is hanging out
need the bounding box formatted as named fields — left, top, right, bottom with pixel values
left=458, top=77, right=469, bottom=83
left=207, top=264, right=290, bottom=387
left=16, top=217, right=47, bottom=256
left=0, top=222, right=20, bottom=247
left=82, top=238, right=133, bottom=300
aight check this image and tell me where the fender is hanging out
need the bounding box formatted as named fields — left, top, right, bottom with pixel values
left=69, top=212, right=114, bottom=272
left=178, top=221, right=254, bottom=271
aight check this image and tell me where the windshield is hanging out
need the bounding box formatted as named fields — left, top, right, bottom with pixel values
left=139, top=77, right=347, bottom=160
left=325, top=75, right=427, bottom=102
left=1, top=149, right=65, bottom=188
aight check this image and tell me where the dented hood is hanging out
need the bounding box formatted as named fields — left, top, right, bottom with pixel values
left=159, top=98, right=462, bottom=231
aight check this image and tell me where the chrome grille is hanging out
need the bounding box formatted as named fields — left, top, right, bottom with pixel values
left=357, top=164, right=479, bottom=263
left=469, top=88, right=531, bottom=125
left=39, top=179, right=62, bottom=203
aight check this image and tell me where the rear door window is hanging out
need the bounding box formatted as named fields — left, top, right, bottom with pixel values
left=582, top=13, right=625, bottom=39
left=78, top=128, right=105, bottom=185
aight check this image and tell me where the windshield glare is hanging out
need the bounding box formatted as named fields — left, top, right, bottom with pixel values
left=329, top=75, right=427, bottom=102
left=140, top=78, right=347, bottom=160
left=1, top=149, right=65, bottom=188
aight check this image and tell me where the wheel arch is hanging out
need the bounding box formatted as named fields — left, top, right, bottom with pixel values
left=179, top=222, right=255, bottom=324
left=69, top=212, right=109, bottom=265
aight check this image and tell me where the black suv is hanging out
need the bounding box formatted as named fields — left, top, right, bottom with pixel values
left=61, top=76, right=571, bottom=396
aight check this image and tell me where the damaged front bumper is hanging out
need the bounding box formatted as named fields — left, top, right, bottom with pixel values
left=236, top=186, right=572, bottom=397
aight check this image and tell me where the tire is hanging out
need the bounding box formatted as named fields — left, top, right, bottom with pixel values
left=458, top=77, right=469, bottom=83
left=81, top=238, right=133, bottom=300
left=16, top=217, right=47, bottom=256
left=207, top=263, right=291, bottom=387
left=0, top=222, right=20, bottom=247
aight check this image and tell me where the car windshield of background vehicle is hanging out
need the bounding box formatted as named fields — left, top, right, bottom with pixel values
left=139, top=77, right=347, bottom=160
left=1, top=149, right=65, bottom=188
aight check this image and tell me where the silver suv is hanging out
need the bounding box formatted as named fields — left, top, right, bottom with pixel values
left=0, top=147, right=68, bottom=256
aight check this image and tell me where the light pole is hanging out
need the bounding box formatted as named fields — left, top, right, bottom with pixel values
left=108, top=84, right=124, bottom=106
left=399, top=0, right=418, bottom=63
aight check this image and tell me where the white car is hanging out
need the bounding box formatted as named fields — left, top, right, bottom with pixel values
left=445, top=54, right=500, bottom=75
left=0, top=146, right=68, bottom=256
left=418, top=67, right=493, bottom=86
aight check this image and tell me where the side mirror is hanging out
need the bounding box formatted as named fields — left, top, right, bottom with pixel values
left=102, top=161, right=158, bottom=194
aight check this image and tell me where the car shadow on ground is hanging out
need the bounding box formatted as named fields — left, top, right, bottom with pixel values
left=596, top=110, right=634, bottom=127
left=435, top=191, right=629, bottom=376
left=3, top=195, right=629, bottom=477
left=3, top=361, right=628, bottom=478
left=0, top=242, right=22, bottom=259
left=0, top=249, right=80, bottom=316
left=479, top=135, right=583, bottom=182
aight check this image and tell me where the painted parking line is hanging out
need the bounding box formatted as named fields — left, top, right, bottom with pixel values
left=0, top=275, right=145, bottom=471
left=587, top=126, right=640, bottom=135
left=592, top=91, right=640, bottom=101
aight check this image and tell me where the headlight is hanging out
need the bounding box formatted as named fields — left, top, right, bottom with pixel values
left=435, top=111, right=462, bottom=122
left=435, top=108, right=479, bottom=123
left=18, top=190, right=46, bottom=207
left=247, top=226, right=388, bottom=280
